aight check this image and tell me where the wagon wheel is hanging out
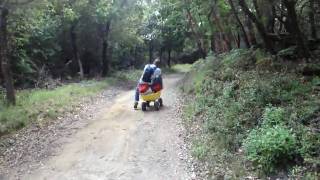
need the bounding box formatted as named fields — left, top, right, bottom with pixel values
left=154, top=101, right=160, bottom=111
left=142, top=102, right=147, bottom=111
left=158, top=98, right=163, bottom=107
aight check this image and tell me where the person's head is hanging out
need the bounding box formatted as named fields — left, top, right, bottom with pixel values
left=153, top=58, right=161, bottom=67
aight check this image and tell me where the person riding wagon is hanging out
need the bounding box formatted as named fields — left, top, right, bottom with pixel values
left=134, top=58, right=163, bottom=110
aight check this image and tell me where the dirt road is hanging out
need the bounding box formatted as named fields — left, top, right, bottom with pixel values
left=6, top=74, right=189, bottom=180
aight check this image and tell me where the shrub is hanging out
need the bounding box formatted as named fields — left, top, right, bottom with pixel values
left=192, top=142, right=209, bottom=160
left=298, top=127, right=320, bottom=159
left=289, top=166, right=320, bottom=179
left=243, top=126, right=297, bottom=173
left=222, top=49, right=250, bottom=68
left=182, top=103, right=196, bottom=124
left=262, top=106, right=286, bottom=127
left=182, top=50, right=320, bottom=177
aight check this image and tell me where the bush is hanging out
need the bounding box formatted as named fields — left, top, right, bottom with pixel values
left=192, top=141, right=209, bottom=160
left=262, top=106, right=286, bottom=127
left=113, top=69, right=141, bottom=83
left=243, top=126, right=297, bottom=173
left=182, top=49, right=320, bottom=177
left=298, top=127, right=320, bottom=159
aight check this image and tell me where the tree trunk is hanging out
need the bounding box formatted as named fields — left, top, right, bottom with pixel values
left=252, top=0, right=262, bottom=19
left=309, top=0, right=317, bottom=40
left=245, top=15, right=257, bottom=46
left=283, top=0, right=311, bottom=58
left=236, top=33, right=241, bottom=48
left=149, top=40, right=153, bottom=64
left=159, top=47, right=163, bottom=63
left=167, top=49, right=171, bottom=68
left=215, top=33, right=222, bottom=53
left=239, top=0, right=275, bottom=53
left=210, top=34, right=216, bottom=53
left=185, top=1, right=207, bottom=58
left=228, top=0, right=250, bottom=48
left=102, top=19, right=111, bottom=76
left=266, top=5, right=276, bottom=33
left=70, top=22, right=84, bottom=79
left=0, top=7, right=16, bottom=105
left=211, top=11, right=232, bottom=51
left=133, top=47, right=137, bottom=68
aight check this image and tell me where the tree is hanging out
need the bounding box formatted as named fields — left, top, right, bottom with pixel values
left=158, top=0, right=186, bottom=66
left=0, top=5, right=15, bottom=105
left=309, top=0, right=317, bottom=40
left=228, top=0, right=250, bottom=48
left=95, top=0, right=132, bottom=75
left=62, top=0, right=87, bottom=79
left=238, top=0, right=275, bottom=53
left=0, top=0, right=38, bottom=105
left=94, top=0, right=113, bottom=75
left=184, top=0, right=207, bottom=58
left=282, top=0, right=310, bottom=57
left=208, top=1, right=233, bottom=52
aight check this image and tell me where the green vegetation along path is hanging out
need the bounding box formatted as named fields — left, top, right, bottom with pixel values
left=7, top=74, right=189, bottom=180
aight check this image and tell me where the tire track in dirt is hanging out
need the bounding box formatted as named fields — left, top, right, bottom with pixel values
left=6, top=74, right=189, bottom=180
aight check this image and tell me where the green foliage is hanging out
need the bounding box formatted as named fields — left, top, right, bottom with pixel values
left=192, top=141, right=209, bottom=160
left=182, top=49, right=320, bottom=177
left=2, top=0, right=151, bottom=89
left=262, top=106, right=286, bottom=127
left=182, top=103, right=195, bottom=124
left=162, top=64, right=192, bottom=74
left=289, top=165, right=320, bottom=180
left=95, top=0, right=113, bottom=21
left=244, top=126, right=297, bottom=173
left=112, top=69, right=141, bottom=83
left=62, top=7, right=78, bottom=22
left=275, top=77, right=312, bottom=102
left=277, top=46, right=297, bottom=57
left=0, top=76, right=129, bottom=135
left=222, top=49, right=249, bottom=67
left=171, top=64, right=192, bottom=73
left=298, top=127, right=320, bottom=160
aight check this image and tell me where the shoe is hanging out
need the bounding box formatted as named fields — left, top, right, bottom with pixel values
left=134, top=102, right=138, bottom=109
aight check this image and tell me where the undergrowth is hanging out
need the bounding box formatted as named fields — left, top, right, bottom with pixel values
left=163, top=64, right=193, bottom=74
left=182, top=49, right=320, bottom=178
left=0, top=70, right=140, bottom=135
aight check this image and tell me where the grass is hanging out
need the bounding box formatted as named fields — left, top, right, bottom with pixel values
left=112, top=69, right=141, bottom=83
left=0, top=80, right=110, bottom=135
left=0, top=70, right=141, bottom=135
left=181, top=49, right=320, bottom=178
left=162, top=64, right=193, bottom=74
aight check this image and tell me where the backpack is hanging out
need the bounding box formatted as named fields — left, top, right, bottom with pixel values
left=141, top=64, right=155, bottom=83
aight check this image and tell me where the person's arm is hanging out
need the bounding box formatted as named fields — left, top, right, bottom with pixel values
left=151, top=68, right=163, bottom=89
left=151, top=68, right=160, bottom=83
left=154, top=68, right=161, bottom=78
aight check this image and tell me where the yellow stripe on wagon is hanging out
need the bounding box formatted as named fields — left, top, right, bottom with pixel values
left=141, top=91, right=161, bottom=102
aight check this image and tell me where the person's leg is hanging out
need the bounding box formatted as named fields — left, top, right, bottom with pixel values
left=134, top=86, right=139, bottom=109
left=159, top=76, right=163, bottom=89
left=135, top=86, right=139, bottom=102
